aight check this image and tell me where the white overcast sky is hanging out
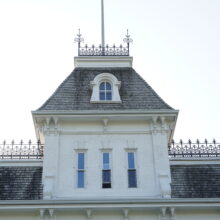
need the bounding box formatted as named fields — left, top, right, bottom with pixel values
left=0, top=0, right=219, bottom=142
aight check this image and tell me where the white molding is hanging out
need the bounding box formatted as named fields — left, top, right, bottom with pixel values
left=170, top=158, right=220, bottom=165
left=74, top=56, right=133, bottom=68
left=60, top=130, right=151, bottom=135
left=32, top=109, right=179, bottom=115
left=90, top=73, right=121, bottom=103
left=0, top=159, right=43, bottom=166
left=1, top=198, right=220, bottom=211
left=90, top=100, right=122, bottom=103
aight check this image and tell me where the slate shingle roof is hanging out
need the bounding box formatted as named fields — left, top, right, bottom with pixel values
left=1, top=164, right=220, bottom=199
left=0, top=167, right=42, bottom=200
left=37, top=67, right=173, bottom=111
left=171, top=164, right=220, bottom=198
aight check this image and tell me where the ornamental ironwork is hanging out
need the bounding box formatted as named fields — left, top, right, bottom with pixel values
left=168, top=139, right=220, bottom=158
left=74, top=29, right=132, bottom=56
left=0, top=140, right=44, bottom=159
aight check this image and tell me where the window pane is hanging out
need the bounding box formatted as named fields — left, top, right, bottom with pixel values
left=102, top=170, right=111, bottom=188
left=106, top=82, right=111, bottom=90
left=99, top=82, right=105, bottom=90
left=100, top=92, right=105, bottom=100
left=103, top=153, right=110, bottom=169
left=128, top=170, right=137, bottom=188
left=106, top=92, right=112, bottom=100
left=102, top=170, right=111, bottom=183
left=78, top=171, right=84, bottom=188
left=128, top=152, right=135, bottom=169
left=78, top=153, right=84, bottom=169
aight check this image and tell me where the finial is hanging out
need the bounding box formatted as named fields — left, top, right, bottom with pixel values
left=123, top=29, right=133, bottom=44
left=123, top=29, right=133, bottom=55
left=74, top=29, right=84, bottom=43
left=74, top=29, right=84, bottom=56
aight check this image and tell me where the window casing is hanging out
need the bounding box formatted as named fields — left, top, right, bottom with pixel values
left=102, top=152, right=111, bottom=188
left=77, top=152, right=85, bottom=188
left=127, top=152, right=137, bottom=188
left=90, top=73, right=121, bottom=103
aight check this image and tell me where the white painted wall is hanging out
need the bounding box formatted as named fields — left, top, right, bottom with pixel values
left=40, top=115, right=173, bottom=199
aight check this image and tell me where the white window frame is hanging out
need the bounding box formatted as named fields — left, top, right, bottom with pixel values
left=127, top=151, right=138, bottom=188
left=99, top=81, right=113, bottom=101
left=75, top=151, right=86, bottom=189
left=102, top=151, right=112, bottom=188
left=90, top=73, right=121, bottom=103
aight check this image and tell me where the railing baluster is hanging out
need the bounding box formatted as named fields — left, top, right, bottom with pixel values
left=168, top=139, right=220, bottom=158
left=78, top=44, right=130, bottom=56
left=0, top=140, right=44, bottom=160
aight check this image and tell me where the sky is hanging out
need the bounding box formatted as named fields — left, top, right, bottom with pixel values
left=0, top=0, right=219, bottom=143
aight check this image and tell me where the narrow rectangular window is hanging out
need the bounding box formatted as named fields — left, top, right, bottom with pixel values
left=77, top=152, right=85, bottom=188
left=102, top=152, right=111, bottom=188
left=127, top=152, right=137, bottom=188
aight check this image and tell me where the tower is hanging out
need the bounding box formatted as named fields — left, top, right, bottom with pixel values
left=32, top=0, right=178, bottom=200
left=1, top=2, right=220, bottom=220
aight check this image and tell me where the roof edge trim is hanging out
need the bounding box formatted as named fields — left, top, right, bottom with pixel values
left=74, top=56, right=133, bottom=68
left=32, top=109, right=179, bottom=116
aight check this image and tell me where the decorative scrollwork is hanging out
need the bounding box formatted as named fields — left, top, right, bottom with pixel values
left=75, top=29, right=132, bottom=56
left=78, top=44, right=129, bottom=56
left=0, top=140, right=44, bottom=159
left=168, top=139, right=220, bottom=158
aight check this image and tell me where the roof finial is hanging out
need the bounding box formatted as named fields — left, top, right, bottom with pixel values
left=101, top=0, right=105, bottom=54
left=74, top=29, right=84, bottom=56
left=123, top=29, right=133, bottom=55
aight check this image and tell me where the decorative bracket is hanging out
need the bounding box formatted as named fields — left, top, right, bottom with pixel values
left=39, top=209, right=56, bottom=220
left=39, top=209, right=45, bottom=220
left=160, top=207, right=167, bottom=220
left=170, top=207, right=175, bottom=220
left=123, top=208, right=129, bottom=220
left=43, top=117, right=60, bottom=136
left=86, top=209, right=92, bottom=220
left=102, top=118, right=108, bottom=132
left=49, top=209, right=55, bottom=219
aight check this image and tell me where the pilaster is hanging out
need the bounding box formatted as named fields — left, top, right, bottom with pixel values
left=150, top=116, right=171, bottom=198
left=42, top=117, right=60, bottom=199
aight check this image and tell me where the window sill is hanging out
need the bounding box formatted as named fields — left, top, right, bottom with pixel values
left=90, top=100, right=122, bottom=104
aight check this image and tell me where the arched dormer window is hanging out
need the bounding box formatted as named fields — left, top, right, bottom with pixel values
left=99, top=81, right=112, bottom=101
left=90, top=73, right=121, bottom=103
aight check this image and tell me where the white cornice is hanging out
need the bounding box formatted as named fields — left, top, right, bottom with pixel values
left=0, top=159, right=43, bottom=166
left=1, top=198, right=220, bottom=210
left=170, top=158, right=220, bottom=165
left=74, top=56, right=133, bottom=68
left=32, top=109, right=179, bottom=116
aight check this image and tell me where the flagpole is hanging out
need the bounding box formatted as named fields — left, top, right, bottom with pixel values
left=101, top=0, right=105, bottom=54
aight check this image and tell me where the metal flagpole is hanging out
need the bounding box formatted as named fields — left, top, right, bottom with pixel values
left=101, top=0, right=105, bottom=55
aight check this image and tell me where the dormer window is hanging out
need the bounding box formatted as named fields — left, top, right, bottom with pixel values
left=90, top=73, right=121, bottom=103
left=99, top=82, right=112, bottom=101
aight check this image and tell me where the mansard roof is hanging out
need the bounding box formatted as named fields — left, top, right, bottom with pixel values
left=0, top=167, right=42, bottom=200
left=1, top=164, right=220, bottom=200
left=171, top=164, right=220, bottom=198
left=37, top=67, right=173, bottom=112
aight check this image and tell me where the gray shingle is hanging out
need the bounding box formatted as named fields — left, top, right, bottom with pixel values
left=38, top=67, right=173, bottom=111
left=171, top=164, right=220, bottom=198
left=0, top=167, right=42, bottom=200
